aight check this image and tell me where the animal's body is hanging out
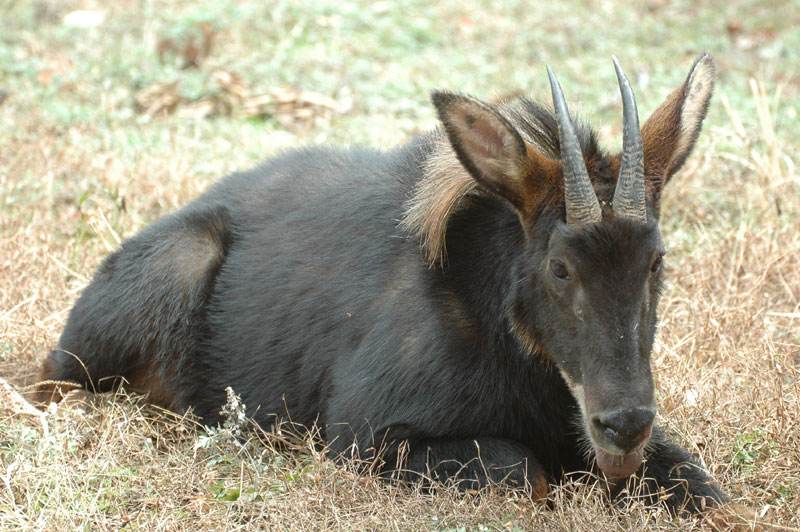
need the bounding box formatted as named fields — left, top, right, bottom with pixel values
left=38, top=55, right=732, bottom=514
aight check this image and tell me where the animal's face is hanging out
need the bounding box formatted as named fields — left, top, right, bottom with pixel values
left=526, top=215, right=665, bottom=477
left=432, top=54, right=715, bottom=479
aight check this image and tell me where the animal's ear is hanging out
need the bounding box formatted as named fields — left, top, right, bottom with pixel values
left=640, top=53, right=716, bottom=192
left=432, top=91, right=556, bottom=218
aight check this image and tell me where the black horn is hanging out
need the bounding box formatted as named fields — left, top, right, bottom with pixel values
left=546, top=66, right=602, bottom=225
left=611, top=57, right=647, bottom=222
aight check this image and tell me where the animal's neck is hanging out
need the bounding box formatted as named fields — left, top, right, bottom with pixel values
left=437, top=195, right=527, bottom=351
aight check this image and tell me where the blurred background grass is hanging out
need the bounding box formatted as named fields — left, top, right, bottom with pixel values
left=2, top=1, right=798, bottom=142
left=1, top=1, right=797, bottom=236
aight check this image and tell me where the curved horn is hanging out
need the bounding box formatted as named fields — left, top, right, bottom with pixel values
left=611, top=57, right=647, bottom=222
left=546, top=66, right=602, bottom=225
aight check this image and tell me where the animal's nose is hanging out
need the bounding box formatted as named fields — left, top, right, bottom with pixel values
left=592, top=407, right=655, bottom=452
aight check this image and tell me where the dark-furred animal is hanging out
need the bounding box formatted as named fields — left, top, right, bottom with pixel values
left=38, top=55, right=729, bottom=514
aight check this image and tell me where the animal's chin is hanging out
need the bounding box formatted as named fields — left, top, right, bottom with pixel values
left=593, top=443, right=646, bottom=480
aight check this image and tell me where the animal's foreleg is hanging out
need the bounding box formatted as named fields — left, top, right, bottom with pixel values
left=612, top=426, right=727, bottom=514
left=384, top=436, right=549, bottom=498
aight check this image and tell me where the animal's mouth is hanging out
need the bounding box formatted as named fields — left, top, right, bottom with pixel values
left=558, top=370, right=655, bottom=480
left=590, top=423, right=651, bottom=479
left=593, top=441, right=647, bottom=480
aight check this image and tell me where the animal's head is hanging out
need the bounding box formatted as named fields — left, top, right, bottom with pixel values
left=428, top=55, right=715, bottom=479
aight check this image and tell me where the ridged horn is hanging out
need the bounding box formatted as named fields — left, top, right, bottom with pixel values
left=611, top=57, right=647, bottom=222
left=546, top=66, right=602, bottom=225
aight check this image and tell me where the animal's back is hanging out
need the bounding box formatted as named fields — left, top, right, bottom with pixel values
left=38, top=142, right=452, bottom=429
left=182, top=144, right=431, bottom=426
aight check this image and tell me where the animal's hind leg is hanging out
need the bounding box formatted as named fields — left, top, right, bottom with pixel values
left=34, top=205, right=232, bottom=408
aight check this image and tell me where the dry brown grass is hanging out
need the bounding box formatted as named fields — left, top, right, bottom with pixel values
left=2, top=0, right=799, bottom=529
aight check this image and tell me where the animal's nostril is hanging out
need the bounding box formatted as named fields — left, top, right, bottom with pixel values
left=593, top=416, right=617, bottom=436
left=592, top=407, right=655, bottom=451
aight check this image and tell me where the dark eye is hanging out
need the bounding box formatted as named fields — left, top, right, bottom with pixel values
left=550, top=259, right=570, bottom=280
left=651, top=253, right=664, bottom=273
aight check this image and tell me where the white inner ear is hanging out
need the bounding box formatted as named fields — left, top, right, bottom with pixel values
left=452, top=103, right=517, bottom=179
left=455, top=103, right=510, bottom=162
left=677, top=55, right=715, bottom=156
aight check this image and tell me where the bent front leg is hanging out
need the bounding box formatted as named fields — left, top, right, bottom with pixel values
left=612, top=426, right=726, bottom=514
left=386, top=437, right=548, bottom=498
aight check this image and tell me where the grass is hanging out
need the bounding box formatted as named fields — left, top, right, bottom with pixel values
left=1, top=0, right=799, bottom=529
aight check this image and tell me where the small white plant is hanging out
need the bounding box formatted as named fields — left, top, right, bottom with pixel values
left=220, top=386, right=248, bottom=438
left=195, top=386, right=248, bottom=451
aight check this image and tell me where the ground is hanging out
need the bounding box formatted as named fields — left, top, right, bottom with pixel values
left=1, top=0, right=798, bottom=529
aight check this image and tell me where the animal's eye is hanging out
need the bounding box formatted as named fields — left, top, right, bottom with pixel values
left=650, top=253, right=664, bottom=273
left=550, top=259, right=570, bottom=280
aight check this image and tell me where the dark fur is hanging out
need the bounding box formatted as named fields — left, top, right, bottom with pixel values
left=40, top=65, right=725, bottom=514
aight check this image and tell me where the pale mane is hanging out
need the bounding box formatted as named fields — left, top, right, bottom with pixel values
left=399, top=134, right=478, bottom=267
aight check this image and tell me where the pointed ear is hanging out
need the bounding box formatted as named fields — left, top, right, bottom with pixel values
left=432, top=91, right=558, bottom=219
left=640, top=53, right=716, bottom=192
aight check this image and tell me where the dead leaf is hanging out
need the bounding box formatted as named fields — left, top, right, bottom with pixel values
left=177, top=96, right=229, bottom=120
left=157, top=22, right=215, bottom=69
left=726, top=19, right=743, bottom=38
left=212, top=69, right=247, bottom=101
left=133, top=69, right=351, bottom=128
left=242, top=86, right=352, bottom=131
left=135, top=81, right=181, bottom=118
